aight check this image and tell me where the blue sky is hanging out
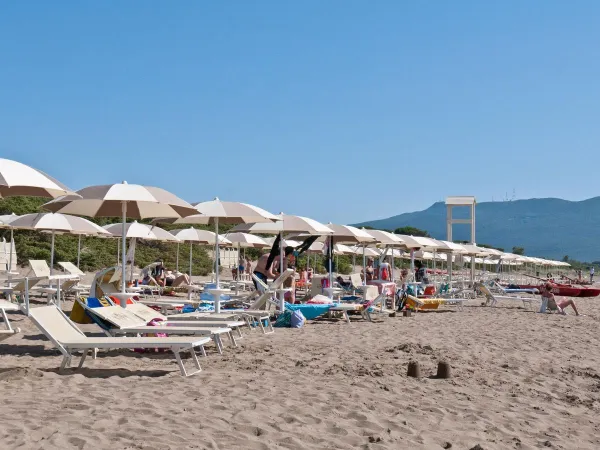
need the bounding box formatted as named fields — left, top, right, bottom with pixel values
left=2, top=1, right=599, bottom=224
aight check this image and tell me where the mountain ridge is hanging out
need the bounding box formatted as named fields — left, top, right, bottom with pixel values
left=353, top=197, right=600, bottom=261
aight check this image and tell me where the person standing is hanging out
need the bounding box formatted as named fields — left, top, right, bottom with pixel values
left=590, top=266, right=595, bottom=283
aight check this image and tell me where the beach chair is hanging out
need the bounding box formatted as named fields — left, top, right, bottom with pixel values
left=0, top=299, right=21, bottom=342
left=74, top=297, right=236, bottom=354
left=29, top=305, right=211, bottom=376
left=29, top=260, right=81, bottom=303
left=106, top=297, right=249, bottom=339
left=328, top=295, right=384, bottom=324
left=478, top=283, right=534, bottom=309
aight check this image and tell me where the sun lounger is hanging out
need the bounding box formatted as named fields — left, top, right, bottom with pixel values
left=328, top=294, right=385, bottom=324
left=75, top=298, right=237, bottom=354
left=478, top=283, right=534, bottom=309
left=405, top=295, right=465, bottom=311
left=29, top=305, right=211, bottom=376
left=109, top=300, right=249, bottom=338
left=0, top=300, right=20, bottom=342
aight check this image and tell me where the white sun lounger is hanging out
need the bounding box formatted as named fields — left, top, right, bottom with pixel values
left=114, top=302, right=248, bottom=339
left=29, top=305, right=211, bottom=376
left=77, top=300, right=237, bottom=354
left=478, top=283, right=534, bottom=309
left=0, top=300, right=21, bottom=342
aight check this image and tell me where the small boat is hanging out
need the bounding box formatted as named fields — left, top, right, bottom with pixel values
left=518, top=283, right=582, bottom=297
left=574, top=287, right=600, bottom=298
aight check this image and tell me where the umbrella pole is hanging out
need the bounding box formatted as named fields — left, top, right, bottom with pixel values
left=188, top=243, right=193, bottom=301
left=279, top=230, right=284, bottom=313
left=362, top=245, right=366, bottom=286
left=391, top=247, right=395, bottom=284
left=214, top=218, right=220, bottom=288
left=120, top=202, right=127, bottom=303
left=117, top=238, right=120, bottom=265
left=50, top=230, right=55, bottom=276
left=328, top=235, right=333, bottom=289
left=77, top=234, right=82, bottom=269
left=8, top=228, right=13, bottom=283
left=176, top=242, right=179, bottom=272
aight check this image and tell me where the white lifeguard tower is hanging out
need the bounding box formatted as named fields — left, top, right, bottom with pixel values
left=446, top=196, right=476, bottom=284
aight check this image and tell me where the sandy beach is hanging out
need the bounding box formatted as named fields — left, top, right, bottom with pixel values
left=1, top=295, right=599, bottom=450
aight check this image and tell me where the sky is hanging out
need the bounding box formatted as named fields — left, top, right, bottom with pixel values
left=2, top=1, right=600, bottom=224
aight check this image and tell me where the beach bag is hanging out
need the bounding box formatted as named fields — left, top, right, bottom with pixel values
left=274, top=311, right=293, bottom=327
left=290, top=310, right=306, bottom=328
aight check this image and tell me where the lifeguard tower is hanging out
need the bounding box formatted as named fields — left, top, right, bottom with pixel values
left=446, top=196, right=476, bottom=284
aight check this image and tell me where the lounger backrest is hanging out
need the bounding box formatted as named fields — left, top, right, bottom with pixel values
left=270, top=269, right=294, bottom=290
left=109, top=267, right=122, bottom=284
left=11, top=277, right=44, bottom=293
left=126, top=302, right=168, bottom=323
left=478, top=283, right=495, bottom=301
left=349, top=273, right=363, bottom=288
left=58, top=262, right=85, bottom=276
left=29, top=305, right=86, bottom=343
left=84, top=305, right=146, bottom=329
left=29, top=260, right=51, bottom=278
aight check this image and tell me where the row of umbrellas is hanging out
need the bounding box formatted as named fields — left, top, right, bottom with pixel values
left=0, top=158, right=570, bottom=311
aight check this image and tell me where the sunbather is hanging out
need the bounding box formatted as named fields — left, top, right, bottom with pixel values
left=541, top=283, right=581, bottom=315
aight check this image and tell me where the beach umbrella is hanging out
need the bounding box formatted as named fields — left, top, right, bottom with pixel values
left=0, top=158, right=76, bottom=199
left=232, top=213, right=332, bottom=309
left=365, top=229, right=405, bottom=282
left=170, top=228, right=232, bottom=300
left=103, top=221, right=179, bottom=281
left=42, top=182, right=197, bottom=304
left=224, top=232, right=269, bottom=249
left=156, top=198, right=279, bottom=292
left=325, top=224, right=376, bottom=286
left=9, top=213, right=110, bottom=306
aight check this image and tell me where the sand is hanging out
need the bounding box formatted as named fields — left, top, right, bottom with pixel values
left=1, top=297, right=600, bottom=449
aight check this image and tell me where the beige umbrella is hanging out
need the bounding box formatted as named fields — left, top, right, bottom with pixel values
left=43, top=181, right=197, bottom=301
left=364, top=229, right=406, bottom=282
left=325, top=224, right=376, bottom=286
left=156, top=198, right=279, bottom=293
left=0, top=158, right=75, bottom=199
left=232, top=213, right=333, bottom=310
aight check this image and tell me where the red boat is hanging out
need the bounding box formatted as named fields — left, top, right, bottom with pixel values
left=519, top=284, right=582, bottom=297
left=573, top=287, right=600, bottom=298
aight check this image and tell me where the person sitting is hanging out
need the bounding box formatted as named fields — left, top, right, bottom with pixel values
left=540, top=283, right=581, bottom=315
left=171, top=271, right=192, bottom=288
left=336, top=275, right=352, bottom=290
left=414, top=260, right=429, bottom=284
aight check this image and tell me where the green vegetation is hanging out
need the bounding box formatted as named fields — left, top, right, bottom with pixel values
left=394, top=226, right=430, bottom=237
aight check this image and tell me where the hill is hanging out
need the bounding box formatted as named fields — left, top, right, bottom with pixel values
left=353, top=197, right=600, bottom=261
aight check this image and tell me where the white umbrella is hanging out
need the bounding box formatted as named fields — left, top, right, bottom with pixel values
left=157, top=198, right=279, bottom=298
left=0, top=158, right=75, bottom=199
left=42, top=181, right=197, bottom=304
left=170, top=227, right=232, bottom=301
left=365, top=229, right=405, bottom=282
left=9, top=213, right=110, bottom=307
left=326, top=224, right=376, bottom=286
left=103, top=221, right=179, bottom=281
left=224, top=232, right=269, bottom=249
